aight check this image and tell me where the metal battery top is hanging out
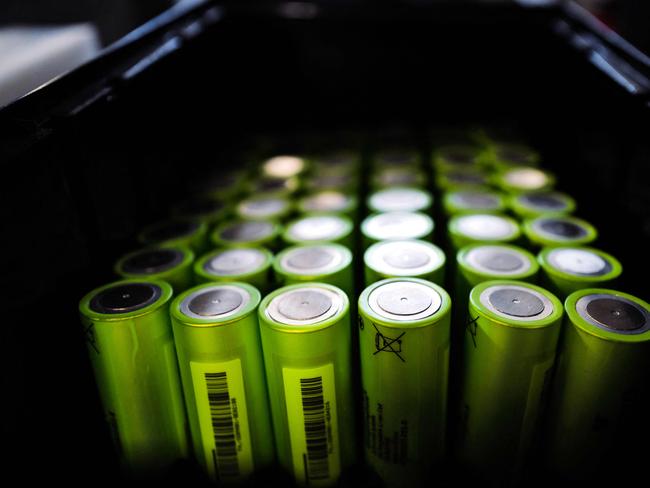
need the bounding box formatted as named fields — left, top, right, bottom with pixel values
left=510, top=191, right=576, bottom=217
left=86, top=280, right=167, bottom=316
left=283, top=215, right=353, bottom=244
left=203, top=248, right=271, bottom=276
left=544, top=247, right=619, bottom=277
left=119, top=247, right=186, bottom=275
left=374, top=149, right=420, bottom=168
left=367, top=187, right=432, bottom=213
left=177, top=284, right=255, bottom=322
left=495, top=166, right=555, bottom=193
left=265, top=285, right=347, bottom=327
left=450, top=213, right=520, bottom=242
left=366, top=280, right=443, bottom=323
left=487, top=143, right=541, bottom=168
left=435, top=168, right=490, bottom=190
left=262, top=155, right=306, bottom=179
left=477, top=283, right=557, bottom=323
left=434, top=144, right=481, bottom=169
left=365, top=239, right=445, bottom=277
left=361, top=211, right=434, bottom=242
left=372, top=167, right=427, bottom=188
left=462, top=245, right=535, bottom=277
left=524, top=215, right=597, bottom=246
left=443, top=189, right=506, bottom=214
left=278, top=244, right=352, bottom=276
left=572, top=291, right=650, bottom=336
left=236, top=194, right=292, bottom=221
left=298, top=191, right=357, bottom=215
left=213, top=220, right=281, bottom=247
left=248, top=176, right=300, bottom=195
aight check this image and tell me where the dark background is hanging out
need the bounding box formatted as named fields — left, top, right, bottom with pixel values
left=1, top=1, right=648, bottom=485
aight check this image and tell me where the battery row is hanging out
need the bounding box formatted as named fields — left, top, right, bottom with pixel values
left=78, top=132, right=650, bottom=487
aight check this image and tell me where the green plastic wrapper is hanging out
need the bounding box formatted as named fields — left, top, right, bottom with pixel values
left=258, top=283, right=356, bottom=486
left=115, top=245, right=195, bottom=294
left=537, top=246, right=622, bottom=300
left=170, top=282, right=275, bottom=482
left=79, top=279, right=189, bottom=474
left=358, top=278, right=451, bottom=488
left=455, top=280, right=562, bottom=485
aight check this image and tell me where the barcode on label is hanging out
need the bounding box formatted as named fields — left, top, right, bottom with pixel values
left=300, top=376, right=329, bottom=481
left=205, top=372, right=239, bottom=479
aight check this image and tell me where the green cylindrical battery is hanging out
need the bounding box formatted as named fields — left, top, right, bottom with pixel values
left=433, top=144, right=481, bottom=173
left=509, top=191, right=576, bottom=219
left=282, top=214, right=354, bottom=249
left=447, top=213, right=521, bottom=251
left=493, top=166, right=555, bottom=194
left=246, top=176, right=301, bottom=197
left=374, top=149, right=421, bottom=169
left=261, top=155, right=308, bottom=179
left=456, top=280, right=563, bottom=484
left=434, top=168, right=490, bottom=192
left=211, top=220, right=282, bottom=250
left=138, top=219, right=208, bottom=254
left=367, top=187, right=433, bottom=214
left=358, top=278, right=451, bottom=487
left=361, top=212, right=434, bottom=248
left=273, top=244, right=354, bottom=298
left=522, top=215, right=598, bottom=248
left=194, top=247, right=274, bottom=294
left=370, top=167, right=428, bottom=190
left=363, top=239, right=446, bottom=286
left=442, top=189, right=507, bottom=216
left=455, top=244, right=540, bottom=324
left=544, top=289, right=650, bottom=480
left=479, top=143, right=541, bottom=170
left=311, top=151, right=361, bottom=177
left=259, top=283, right=355, bottom=486
left=235, top=194, right=293, bottom=222
left=115, top=246, right=195, bottom=293
left=537, top=246, right=622, bottom=300
left=297, top=191, right=358, bottom=219
left=78, top=280, right=189, bottom=474
left=170, top=283, right=275, bottom=482
left=172, top=197, right=230, bottom=225
left=304, top=173, right=358, bottom=193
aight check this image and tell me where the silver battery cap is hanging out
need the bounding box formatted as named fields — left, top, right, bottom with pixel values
left=266, top=286, right=344, bottom=326
left=533, top=217, right=588, bottom=240
left=287, top=215, right=349, bottom=242
left=368, top=187, right=431, bottom=213
left=365, top=240, right=444, bottom=276
left=480, top=284, right=554, bottom=322
left=502, top=167, right=549, bottom=190
left=518, top=192, right=568, bottom=211
left=180, top=285, right=251, bottom=320
left=280, top=245, right=349, bottom=275
left=450, top=191, right=501, bottom=210
left=301, top=191, right=352, bottom=213
left=575, top=294, right=650, bottom=335
left=546, top=248, right=611, bottom=276
left=221, top=221, right=274, bottom=242
left=237, top=196, right=289, bottom=219
left=262, top=155, right=305, bottom=178
left=205, top=248, right=267, bottom=276
left=362, top=212, right=434, bottom=241
left=368, top=281, right=441, bottom=321
left=464, top=245, right=531, bottom=276
left=455, top=214, right=518, bottom=240
left=90, top=282, right=162, bottom=315
left=121, top=248, right=184, bottom=274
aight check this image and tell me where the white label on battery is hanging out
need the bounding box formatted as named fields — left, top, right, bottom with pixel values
left=191, top=359, right=253, bottom=482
